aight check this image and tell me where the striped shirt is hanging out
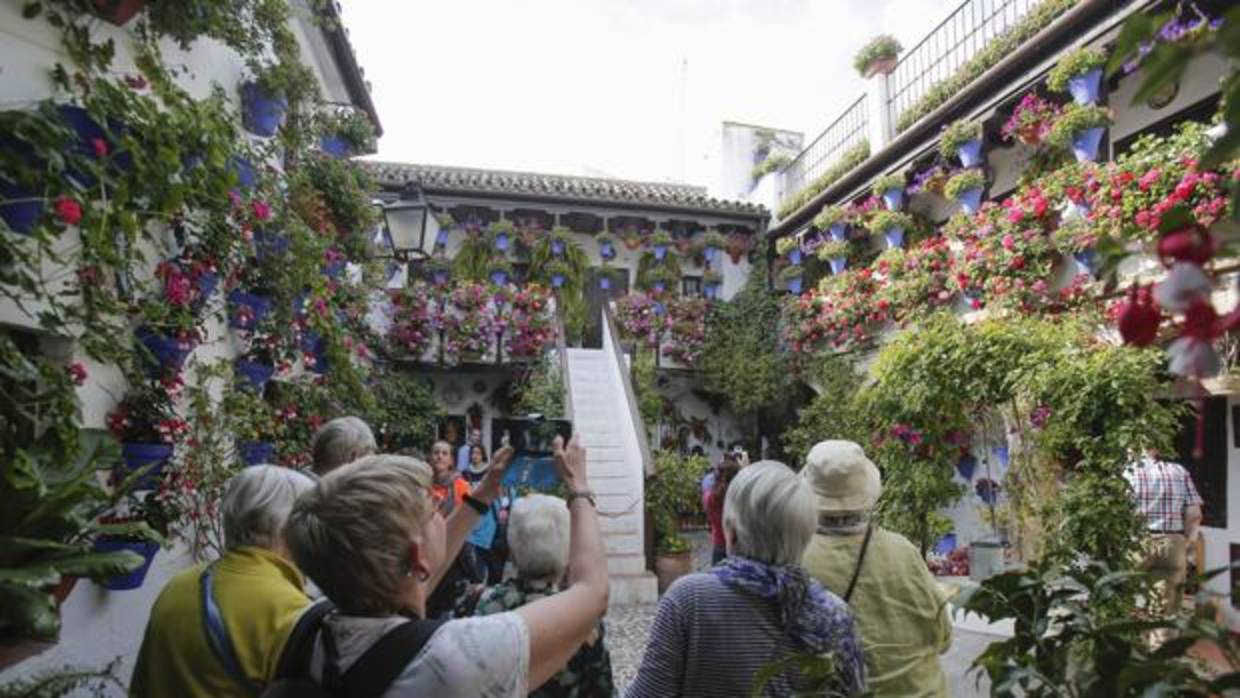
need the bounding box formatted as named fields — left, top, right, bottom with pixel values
left=1124, top=458, right=1203, bottom=533
left=626, top=573, right=864, bottom=697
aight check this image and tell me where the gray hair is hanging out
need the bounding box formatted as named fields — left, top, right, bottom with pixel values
left=723, top=460, right=817, bottom=566
left=507, top=494, right=570, bottom=582
left=311, top=416, right=376, bottom=475
left=222, top=465, right=316, bottom=551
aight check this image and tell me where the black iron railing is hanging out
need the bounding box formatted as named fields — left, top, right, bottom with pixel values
left=886, top=0, right=1039, bottom=130
left=781, top=95, right=868, bottom=202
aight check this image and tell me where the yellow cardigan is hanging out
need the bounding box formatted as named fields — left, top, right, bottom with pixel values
left=130, top=546, right=310, bottom=698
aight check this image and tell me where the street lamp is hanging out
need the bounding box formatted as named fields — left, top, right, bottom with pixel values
left=376, top=185, right=440, bottom=261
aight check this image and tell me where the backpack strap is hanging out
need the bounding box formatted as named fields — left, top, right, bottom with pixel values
left=842, top=524, right=874, bottom=604
left=273, top=599, right=336, bottom=680
left=200, top=563, right=262, bottom=697
left=328, top=617, right=448, bottom=698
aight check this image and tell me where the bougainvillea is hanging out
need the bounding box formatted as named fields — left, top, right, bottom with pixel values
left=615, top=292, right=670, bottom=350
left=502, top=284, right=556, bottom=359
left=388, top=281, right=439, bottom=359
left=663, top=297, right=709, bottom=366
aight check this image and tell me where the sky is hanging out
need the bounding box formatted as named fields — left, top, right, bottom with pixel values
left=343, top=0, right=959, bottom=195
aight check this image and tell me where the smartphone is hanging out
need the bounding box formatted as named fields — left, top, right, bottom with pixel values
left=492, top=417, right=573, bottom=488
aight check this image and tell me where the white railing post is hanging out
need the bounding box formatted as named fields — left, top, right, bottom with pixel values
left=867, top=72, right=894, bottom=152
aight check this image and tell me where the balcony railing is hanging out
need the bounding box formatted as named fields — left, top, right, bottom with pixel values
left=887, top=0, right=1040, bottom=133
left=781, top=95, right=868, bottom=203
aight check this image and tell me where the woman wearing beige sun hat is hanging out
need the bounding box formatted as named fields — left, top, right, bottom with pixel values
left=800, top=440, right=953, bottom=698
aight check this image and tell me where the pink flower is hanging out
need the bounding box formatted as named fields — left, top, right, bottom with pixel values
left=54, top=196, right=82, bottom=225
left=252, top=200, right=271, bottom=221
left=92, top=138, right=108, bottom=158
left=1001, top=234, right=1014, bottom=250
left=67, top=362, right=87, bottom=385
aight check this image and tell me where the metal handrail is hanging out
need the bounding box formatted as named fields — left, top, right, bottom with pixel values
left=602, top=303, right=655, bottom=477
left=554, top=299, right=574, bottom=422
left=782, top=96, right=868, bottom=200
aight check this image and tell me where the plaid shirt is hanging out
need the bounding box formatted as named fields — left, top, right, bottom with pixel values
left=1124, top=458, right=1204, bottom=533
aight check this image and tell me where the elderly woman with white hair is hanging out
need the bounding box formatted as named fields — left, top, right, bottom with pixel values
left=131, top=465, right=317, bottom=698
left=310, top=415, right=376, bottom=476
left=472, top=494, right=616, bottom=697
left=282, top=436, right=611, bottom=697
left=628, top=461, right=866, bottom=697
left=801, top=440, right=952, bottom=697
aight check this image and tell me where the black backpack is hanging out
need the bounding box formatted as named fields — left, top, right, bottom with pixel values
left=201, top=565, right=445, bottom=698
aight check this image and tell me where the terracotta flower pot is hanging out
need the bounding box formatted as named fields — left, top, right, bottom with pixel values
left=94, top=0, right=145, bottom=25
left=654, top=549, right=693, bottom=594
left=863, top=55, right=899, bottom=78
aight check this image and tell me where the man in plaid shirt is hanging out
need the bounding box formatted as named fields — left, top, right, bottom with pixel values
left=1124, top=449, right=1204, bottom=619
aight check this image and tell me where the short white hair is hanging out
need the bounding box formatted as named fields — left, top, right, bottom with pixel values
left=724, top=460, right=816, bottom=566
left=222, top=465, right=316, bottom=551
left=311, top=416, right=376, bottom=475
left=507, top=494, right=570, bottom=581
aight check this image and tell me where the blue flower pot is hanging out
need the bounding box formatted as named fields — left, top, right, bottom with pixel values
left=254, top=231, right=289, bottom=261
left=957, top=187, right=984, bottom=215
left=884, top=226, right=905, bottom=249
left=599, top=276, right=611, bottom=290
left=320, top=135, right=350, bottom=158
left=118, top=442, right=173, bottom=491
left=240, top=81, right=288, bottom=138
left=551, top=273, right=565, bottom=288
left=0, top=179, right=42, bottom=234
left=653, top=244, right=667, bottom=260
left=976, top=478, right=1000, bottom=505
left=652, top=280, right=666, bottom=293
left=600, top=242, right=615, bottom=259
left=653, top=301, right=666, bottom=316
left=1067, top=68, right=1102, bottom=105
left=59, top=105, right=107, bottom=187
left=1073, top=248, right=1098, bottom=276
left=436, top=229, right=450, bottom=246
left=994, top=446, right=1009, bottom=467
left=239, top=440, right=276, bottom=466
left=551, top=239, right=565, bottom=256
left=192, top=272, right=219, bottom=310
left=489, top=270, right=509, bottom=286
left=787, top=249, right=803, bottom=265
left=432, top=269, right=449, bottom=285
left=704, top=247, right=720, bottom=264
left=93, top=537, right=159, bottom=591
left=829, top=224, right=847, bottom=242
left=882, top=187, right=905, bottom=211
left=1071, top=127, right=1105, bottom=163
left=235, top=359, right=274, bottom=391
left=135, top=326, right=192, bottom=374
left=494, top=232, right=509, bottom=251
left=301, top=330, right=323, bottom=355
left=956, top=454, right=977, bottom=481
left=323, top=260, right=346, bottom=279
left=228, top=290, right=272, bottom=330
left=956, top=139, right=984, bottom=168
left=829, top=257, right=848, bottom=274
left=787, top=277, right=803, bottom=294
left=230, top=156, right=256, bottom=191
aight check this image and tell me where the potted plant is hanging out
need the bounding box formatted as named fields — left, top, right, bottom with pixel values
left=133, top=325, right=195, bottom=377
left=221, top=387, right=282, bottom=467
left=647, top=452, right=703, bottom=593
left=92, top=0, right=147, bottom=25
left=817, top=239, right=851, bottom=274
left=702, top=269, right=723, bottom=299
left=873, top=173, right=907, bottom=210
left=618, top=226, right=644, bottom=251
left=487, top=257, right=513, bottom=286
left=426, top=256, right=452, bottom=286
left=701, top=230, right=726, bottom=265
left=775, top=235, right=802, bottom=265
left=1048, top=104, right=1111, bottom=163
left=93, top=493, right=169, bottom=592
left=944, top=169, right=987, bottom=214
left=779, top=264, right=805, bottom=295
left=651, top=229, right=672, bottom=260
left=853, top=35, right=902, bottom=78
left=317, top=108, right=376, bottom=158
left=434, top=213, right=455, bottom=248
left=595, top=231, right=617, bottom=260
left=869, top=210, right=913, bottom=249
left=483, top=219, right=512, bottom=253
left=227, top=288, right=273, bottom=331
left=1048, top=46, right=1108, bottom=105
left=545, top=259, right=571, bottom=289
left=597, top=265, right=625, bottom=290
left=646, top=266, right=679, bottom=295
left=940, top=120, right=984, bottom=168
left=1000, top=92, right=1061, bottom=146
left=234, top=337, right=278, bottom=392
left=548, top=226, right=574, bottom=257
left=813, top=206, right=849, bottom=241
left=1051, top=220, right=1100, bottom=277
left=106, top=384, right=187, bottom=491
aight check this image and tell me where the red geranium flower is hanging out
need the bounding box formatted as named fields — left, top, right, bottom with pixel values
left=54, top=196, right=82, bottom=225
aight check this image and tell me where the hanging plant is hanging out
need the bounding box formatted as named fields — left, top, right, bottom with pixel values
left=812, top=205, right=849, bottom=237
left=388, top=281, right=438, bottom=360
left=240, top=61, right=318, bottom=137
left=544, top=259, right=571, bottom=288
left=489, top=219, right=516, bottom=252
left=596, top=264, right=625, bottom=290
left=503, top=285, right=555, bottom=359
left=778, top=264, right=805, bottom=295
left=595, top=231, right=617, bottom=260
left=816, top=239, right=852, bottom=275
left=701, top=230, right=726, bottom=266
left=1047, top=104, right=1112, bottom=162
left=426, top=256, right=452, bottom=285
left=549, top=227, right=573, bottom=257
left=873, top=173, right=907, bottom=210
left=853, top=35, right=902, bottom=77
left=867, top=210, right=914, bottom=249
left=650, top=229, right=673, bottom=260
left=1047, top=46, right=1108, bottom=104
left=1001, top=92, right=1062, bottom=146
left=644, top=265, right=680, bottom=294
left=944, top=169, right=987, bottom=214
left=316, top=107, right=376, bottom=157
left=486, top=257, right=513, bottom=286
left=939, top=120, right=984, bottom=168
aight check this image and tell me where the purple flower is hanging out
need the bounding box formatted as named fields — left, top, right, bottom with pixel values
left=1030, top=405, right=1051, bottom=429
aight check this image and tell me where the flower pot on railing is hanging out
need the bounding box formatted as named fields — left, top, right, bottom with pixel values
left=489, top=269, right=509, bottom=286
left=1070, top=127, right=1105, bottom=163
left=829, top=257, right=848, bottom=275
left=240, top=81, right=288, bottom=138
left=319, top=135, right=350, bottom=158
left=235, top=359, right=274, bottom=391
left=135, top=326, right=192, bottom=375
left=494, top=231, right=510, bottom=251
left=787, top=277, right=803, bottom=294
left=956, top=139, right=983, bottom=168
left=228, top=290, right=272, bottom=331
left=1067, top=68, right=1103, bottom=105
left=787, top=249, right=803, bottom=265
left=653, top=243, right=668, bottom=260
left=956, top=188, right=984, bottom=215
left=829, top=224, right=848, bottom=242
left=93, top=537, right=159, bottom=590
left=239, top=440, right=276, bottom=466
left=551, top=273, right=566, bottom=288
left=551, top=239, right=565, bottom=256
left=93, top=0, right=146, bottom=25
left=229, top=156, right=256, bottom=192
left=956, top=454, right=977, bottom=481
left=1073, top=248, right=1099, bottom=277
left=0, top=179, right=42, bottom=234
left=435, top=229, right=450, bottom=247
left=254, top=231, right=289, bottom=261
left=883, top=226, right=905, bottom=249
left=882, top=187, right=905, bottom=211
left=117, top=442, right=173, bottom=491
left=599, top=241, right=615, bottom=259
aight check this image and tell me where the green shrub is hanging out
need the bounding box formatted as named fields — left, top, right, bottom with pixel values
left=702, top=230, right=727, bottom=249
left=816, top=239, right=851, bottom=260
left=853, top=34, right=902, bottom=75
left=775, top=236, right=799, bottom=256
left=943, top=169, right=986, bottom=199
left=651, top=229, right=673, bottom=246
left=938, top=119, right=982, bottom=159
left=752, top=152, right=793, bottom=180
left=1047, top=104, right=1111, bottom=149
left=1048, top=46, right=1108, bottom=93
left=778, top=264, right=804, bottom=282
left=647, top=451, right=710, bottom=553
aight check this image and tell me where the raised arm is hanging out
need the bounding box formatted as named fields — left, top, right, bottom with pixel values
left=516, top=435, right=611, bottom=690
left=429, top=446, right=514, bottom=591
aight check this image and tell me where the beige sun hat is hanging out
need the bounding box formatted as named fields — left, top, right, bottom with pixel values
left=802, top=440, right=881, bottom=513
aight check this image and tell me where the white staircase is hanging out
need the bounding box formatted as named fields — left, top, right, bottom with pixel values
left=564, top=324, right=658, bottom=605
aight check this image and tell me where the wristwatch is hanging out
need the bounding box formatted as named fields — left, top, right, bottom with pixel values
left=463, top=493, right=490, bottom=515
left=565, top=490, right=597, bottom=508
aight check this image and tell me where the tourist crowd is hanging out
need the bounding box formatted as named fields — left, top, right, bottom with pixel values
left=131, top=416, right=962, bottom=697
